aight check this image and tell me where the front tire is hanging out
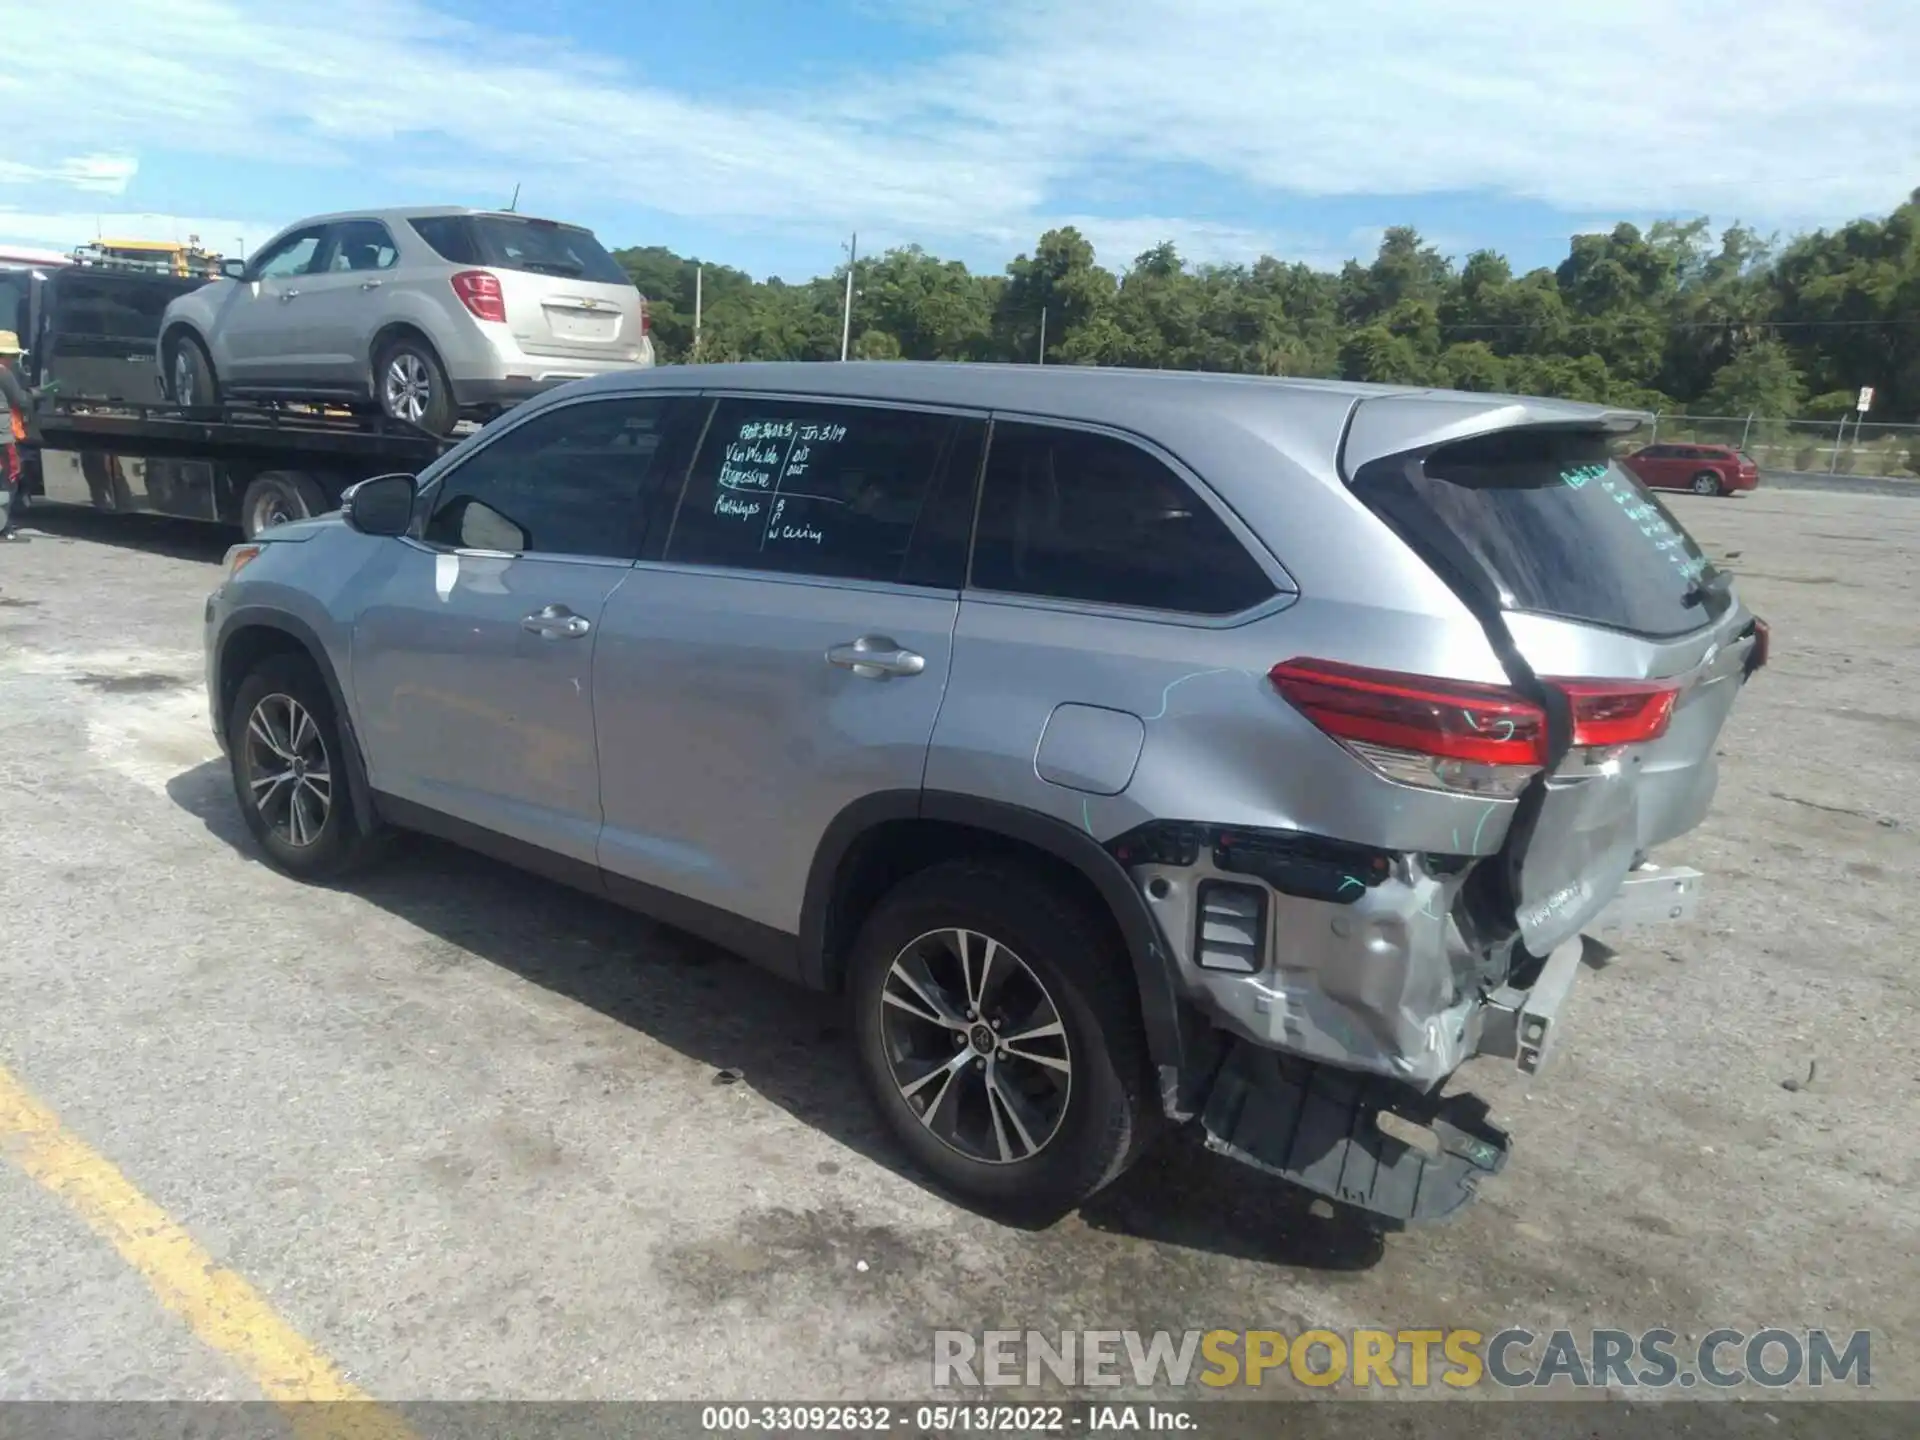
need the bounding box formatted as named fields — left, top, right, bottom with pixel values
left=848, top=859, right=1157, bottom=1222
left=374, top=337, right=458, bottom=435
left=228, top=654, right=384, bottom=879
left=1691, top=470, right=1723, bottom=496
left=168, top=333, right=219, bottom=406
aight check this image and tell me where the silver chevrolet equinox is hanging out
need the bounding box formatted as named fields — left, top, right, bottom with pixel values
left=203, top=362, right=1768, bottom=1225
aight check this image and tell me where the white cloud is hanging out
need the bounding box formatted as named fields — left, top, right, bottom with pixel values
left=2, top=0, right=1915, bottom=267
left=0, top=154, right=137, bottom=196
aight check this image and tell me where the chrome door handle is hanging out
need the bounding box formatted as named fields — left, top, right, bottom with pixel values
left=359, top=279, right=383, bottom=290
left=279, top=288, right=301, bottom=302
left=522, top=604, right=592, bottom=640
left=826, top=636, right=925, bottom=679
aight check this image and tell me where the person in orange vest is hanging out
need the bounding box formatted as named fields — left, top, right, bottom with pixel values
left=0, top=330, right=35, bottom=539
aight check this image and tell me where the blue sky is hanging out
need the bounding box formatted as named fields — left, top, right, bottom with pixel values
left=4, top=0, right=1915, bottom=281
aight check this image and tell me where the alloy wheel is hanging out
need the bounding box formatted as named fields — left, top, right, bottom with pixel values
left=243, top=693, right=332, bottom=848
left=383, top=352, right=432, bottom=424
left=173, top=348, right=197, bottom=404
left=878, top=928, right=1073, bottom=1165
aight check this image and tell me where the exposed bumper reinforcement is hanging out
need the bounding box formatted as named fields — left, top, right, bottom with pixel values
left=1479, top=934, right=1585, bottom=1076
left=1587, top=862, right=1703, bottom=936
left=1199, top=1043, right=1509, bottom=1226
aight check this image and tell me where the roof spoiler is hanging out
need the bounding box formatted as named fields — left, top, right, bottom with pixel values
left=1340, top=393, right=1651, bottom=482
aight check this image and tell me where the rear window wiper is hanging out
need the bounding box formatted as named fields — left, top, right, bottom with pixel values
left=1682, top=571, right=1733, bottom=608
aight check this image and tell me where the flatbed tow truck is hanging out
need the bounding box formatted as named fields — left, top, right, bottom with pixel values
left=6, top=246, right=469, bottom=539
left=25, top=396, right=460, bottom=539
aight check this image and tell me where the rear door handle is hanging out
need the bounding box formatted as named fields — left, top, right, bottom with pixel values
left=826, top=636, right=925, bottom=679
left=359, top=279, right=382, bottom=291
left=279, top=288, right=301, bottom=302
left=522, top=604, right=592, bottom=640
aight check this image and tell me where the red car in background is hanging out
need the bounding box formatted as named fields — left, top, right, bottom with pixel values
left=1621, top=443, right=1760, bottom=497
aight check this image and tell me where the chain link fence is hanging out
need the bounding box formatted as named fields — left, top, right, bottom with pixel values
left=1631, top=413, right=1920, bottom=479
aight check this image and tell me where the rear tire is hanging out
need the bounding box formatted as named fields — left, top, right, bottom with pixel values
left=1691, top=470, right=1723, bottom=496
left=167, top=333, right=219, bottom=407
left=227, top=654, right=385, bottom=880
left=374, top=336, right=458, bottom=435
left=847, top=859, right=1157, bottom=1223
left=239, top=471, right=329, bottom=540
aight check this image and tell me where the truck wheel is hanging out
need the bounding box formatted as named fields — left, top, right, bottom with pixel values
left=227, top=653, right=385, bottom=880
left=1690, top=470, right=1723, bottom=497
left=168, top=333, right=219, bottom=407
left=375, top=337, right=458, bottom=435
left=847, top=859, right=1157, bottom=1222
left=239, top=472, right=329, bottom=539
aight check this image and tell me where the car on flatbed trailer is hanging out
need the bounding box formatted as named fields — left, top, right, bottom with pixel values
left=6, top=253, right=468, bottom=538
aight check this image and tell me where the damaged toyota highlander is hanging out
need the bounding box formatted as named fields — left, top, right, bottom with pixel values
left=201, top=362, right=1767, bottom=1226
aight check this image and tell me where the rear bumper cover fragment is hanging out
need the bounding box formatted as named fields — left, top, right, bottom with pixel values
left=1199, top=1042, right=1509, bottom=1226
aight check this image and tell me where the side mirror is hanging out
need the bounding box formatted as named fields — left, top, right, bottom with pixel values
left=341, top=472, right=417, bottom=537
left=220, top=258, right=248, bottom=281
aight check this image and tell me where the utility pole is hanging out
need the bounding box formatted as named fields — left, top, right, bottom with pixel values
left=840, top=232, right=857, bottom=362
left=693, top=264, right=704, bottom=361
left=1038, top=306, right=1047, bottom=365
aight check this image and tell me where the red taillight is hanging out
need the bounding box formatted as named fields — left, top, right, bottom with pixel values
left=1270, top=658, right=1548, bottom=797
left=1746, top=618, right=1769, bottom=675
left=1548, top=678, right=1681, bottom=748
left=1271, top=659, right=1684, bottom=799
left=451, top=269, right=506, bottom=323
left=638, top=298, right=650, bottom=335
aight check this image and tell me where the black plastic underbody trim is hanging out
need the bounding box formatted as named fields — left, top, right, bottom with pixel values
left=1200, top=1041, right=1509, bottom=1227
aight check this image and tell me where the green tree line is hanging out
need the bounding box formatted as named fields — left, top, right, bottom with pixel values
left=614, top=188, right=1920, bottom=423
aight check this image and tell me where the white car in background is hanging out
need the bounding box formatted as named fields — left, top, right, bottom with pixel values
left=158, top=206, right=654, bottom=434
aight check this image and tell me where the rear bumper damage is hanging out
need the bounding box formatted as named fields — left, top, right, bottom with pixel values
left=1138, top=843, right=1705, bottom=1225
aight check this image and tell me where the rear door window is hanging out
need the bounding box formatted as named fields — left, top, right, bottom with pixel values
left=321, top=220, right=399, bottom=272
left=663, top=397, right=976, bottom=586
left=1350, top=428, right=1726, bottom=638
left=970, top=420, right=1277, bottom=615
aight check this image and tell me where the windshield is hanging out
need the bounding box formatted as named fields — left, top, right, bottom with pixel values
left=1352, top=427, right=1729, bottom=639
left=472, top=217, right=630, bottom=284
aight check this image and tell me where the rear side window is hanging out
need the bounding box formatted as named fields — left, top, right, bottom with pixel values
left=665, top=398, right=972, bottom=585
left=970, top=421, right=1276, bottom=615
left=408, top=216, right=480, bottom=266
left=1351, top=428, right=1726, bottom=638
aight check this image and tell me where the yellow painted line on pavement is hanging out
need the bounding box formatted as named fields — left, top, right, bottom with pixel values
left=0, top=1059, right=414, bottom=1440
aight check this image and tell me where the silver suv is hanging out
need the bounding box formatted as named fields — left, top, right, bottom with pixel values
left=203, top=363, right=1766, bottom=1224
left=159, top=207, right=653, bottom=434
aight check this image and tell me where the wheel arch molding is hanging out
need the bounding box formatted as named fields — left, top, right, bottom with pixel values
left=214, top=607, right=379, bottom=838
left=799, top=789, right=1200, bottom=1111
